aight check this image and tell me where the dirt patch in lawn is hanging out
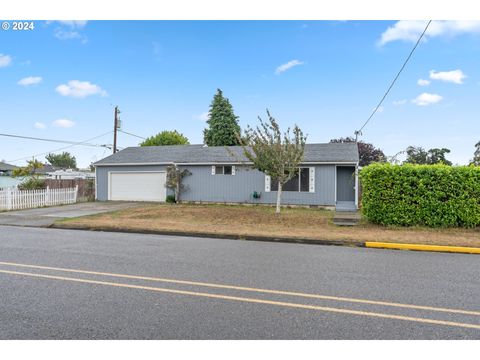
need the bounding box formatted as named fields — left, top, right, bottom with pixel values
left=56, top=203, right=480, bottom=248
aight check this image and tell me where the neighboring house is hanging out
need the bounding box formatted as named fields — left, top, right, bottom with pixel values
left=35, top=164, right=57, bottom=178
left=0, top=161, right=18, bottom=176
left=47, top=169, right=95, bottom=180
left=94, top=143, right=360, bottom=211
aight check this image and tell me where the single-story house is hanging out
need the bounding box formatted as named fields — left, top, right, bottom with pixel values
left=94, top=143, right=359, bottom=211
left=35, top=164, right=57, bottom=178
left=47, top=169, right=95, bottom=180
left=0, top=161, right=18, bottom=176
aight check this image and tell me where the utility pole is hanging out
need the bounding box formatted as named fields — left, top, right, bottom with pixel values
left=113, top=106, right=120, bottom=153
left=354, top=130, right=361, bottom=143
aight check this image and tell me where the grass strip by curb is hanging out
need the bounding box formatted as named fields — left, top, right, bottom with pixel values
left=50, top=223, right=364, bottom=248
left=365, top=242, right=480, bottom=255
left=51, top=223, right=480, bottom=255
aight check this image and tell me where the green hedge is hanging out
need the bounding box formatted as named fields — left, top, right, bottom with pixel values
left=360, top=164, right=480, bottom=228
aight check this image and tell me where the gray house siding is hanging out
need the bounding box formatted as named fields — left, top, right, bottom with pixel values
left=96, top=164, right=337, bottom=205
left=179, top=164, right=336, bottom=206
left=96, top=165, right=172, bottom=201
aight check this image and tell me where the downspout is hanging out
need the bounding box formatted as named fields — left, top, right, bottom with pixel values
left=355, top=163, right=359, bottom=209
left=94, top=165, right=98, bottom=201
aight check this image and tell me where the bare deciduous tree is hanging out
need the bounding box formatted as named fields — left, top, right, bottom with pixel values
left=166, top=164, right=191, bottom=203
left=239, top=110, right=306, bottom=214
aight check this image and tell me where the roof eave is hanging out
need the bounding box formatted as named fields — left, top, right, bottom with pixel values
left=94, top=160, right=359, bottom=167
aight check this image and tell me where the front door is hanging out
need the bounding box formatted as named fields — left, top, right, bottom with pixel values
left=336, top=166, right=355, bottom=202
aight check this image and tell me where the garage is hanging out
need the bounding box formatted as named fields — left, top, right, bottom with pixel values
left=108, top=171, right=166, bottom=201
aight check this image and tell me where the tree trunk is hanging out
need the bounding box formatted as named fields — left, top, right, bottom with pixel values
left=275, top=181, right=282, bottom=214
left=175, top=181, right=180, bottom=203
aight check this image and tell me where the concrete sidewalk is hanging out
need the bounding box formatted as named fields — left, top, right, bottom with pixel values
left=0, top=202, right=140, bottom=227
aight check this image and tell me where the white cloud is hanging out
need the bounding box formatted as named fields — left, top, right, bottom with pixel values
left=52, top=119, right=75, bottom=128
left=54, top=29, right=81, bottom=40
left=47, top=20, right=88, bottom=28
left=429, top=69, right=466, bottom=84
left=54, top=29, right=88, bottom=43
left=393, top=99, right=407, bottom=106
left=373, top=106, right=384, bottom=113
left=378, top=20, right=480, bottom=46
left=34, top=122, right=46, bottom=129
left=18, top=76, right=42, bottom=86
left=412, top=93, right=443, bottom=106
left=55, top=80, right=107, bottom=98
left=197, top=112, right=209, bottom=121
left=417, top=78, right=430, bottom=86
left=55, top=20, right=88, bottom=28
left=48, top=21, right=88, bottom=43
left=275, top=59, right=304, bottom=74
left=0, top=54, right=12, bottom=68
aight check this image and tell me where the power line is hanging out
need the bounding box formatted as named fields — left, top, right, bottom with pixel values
left=355, top=20, right=432, bottom=140
left=0, top=132, right=108, bottom=148
left=8, top=131, right=114, bottom=163
left=118, top=129, right=146, bottom=140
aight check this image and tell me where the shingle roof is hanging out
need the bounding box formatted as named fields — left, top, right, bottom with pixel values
left=35, top=164, right=57, bottom=174
left=94, top=143, right=359, bottom=166
left=0, top=161, right=18, bottom=171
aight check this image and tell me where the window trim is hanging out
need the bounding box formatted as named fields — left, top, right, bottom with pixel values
left=212, top=165, right=235, bottom=176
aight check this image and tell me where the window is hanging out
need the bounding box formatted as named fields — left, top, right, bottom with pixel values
left=213, top=165, right=234, bottom=175
left=270, top=168, right=310, bottom=192
left=300, top=167, right=309, bottom=192
left=283, top=173, right=299, bottom=191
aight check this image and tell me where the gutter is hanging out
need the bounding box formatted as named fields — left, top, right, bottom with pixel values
left=94, top=161, right=359, bottom=167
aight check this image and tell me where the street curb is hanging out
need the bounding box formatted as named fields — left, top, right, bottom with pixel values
left=365, top=242, right=480, bottom=255
left=50, top=224, right=480, bottom=255
left=50, top=223, right=365, bottom=248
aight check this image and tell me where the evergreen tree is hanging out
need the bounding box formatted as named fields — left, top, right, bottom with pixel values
left=427, top=148, right=452, bottom=166
left=203, top=89, right=241, bottom=146
left=404, top=146, right=429, bottom=164
left=404, top=146, right=452, bottom=165
left=471, top=141, right=480, bottom=166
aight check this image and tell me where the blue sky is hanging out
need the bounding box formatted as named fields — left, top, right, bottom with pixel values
left=1, top=20, right=479, bottom=167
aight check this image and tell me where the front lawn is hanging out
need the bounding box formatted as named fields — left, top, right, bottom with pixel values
left=55, top=203, right=480, bottom=248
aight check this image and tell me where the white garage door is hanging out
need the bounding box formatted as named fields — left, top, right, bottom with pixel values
left=109, top=172, right=166, bottom=201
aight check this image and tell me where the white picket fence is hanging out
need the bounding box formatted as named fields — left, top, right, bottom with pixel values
left=0, top=186, right=78, bottom=211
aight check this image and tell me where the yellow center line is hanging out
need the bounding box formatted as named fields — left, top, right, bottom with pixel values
left=0, top=269, right=479, bottom=330
left=0, top=261, right=479, bottom=317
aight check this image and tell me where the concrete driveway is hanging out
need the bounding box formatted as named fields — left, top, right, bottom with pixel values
left=0, top=202, right=140, bottom=227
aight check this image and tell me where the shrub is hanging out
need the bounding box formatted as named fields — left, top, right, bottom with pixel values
left=166, top=195, right=176, bottom=203
left=18, top=177, right=46, bottom=190
left=360, top=163, right=480, bottom=228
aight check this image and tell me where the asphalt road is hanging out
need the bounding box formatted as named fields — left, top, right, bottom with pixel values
left=0, top=225, right=479, bottom=339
